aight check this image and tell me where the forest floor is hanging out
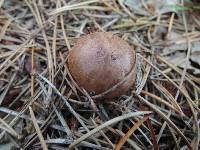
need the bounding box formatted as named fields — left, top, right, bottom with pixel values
left=0, top=0, right=200, bottom=150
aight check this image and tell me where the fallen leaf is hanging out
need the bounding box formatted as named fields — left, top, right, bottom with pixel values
left=25, top=56, right=43, bottom=74
left=124, top=0, right=179, bottom=15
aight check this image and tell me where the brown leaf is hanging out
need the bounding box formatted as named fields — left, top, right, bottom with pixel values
left=25, top=56, right=42, bottom=74
left=146, top=118, right=159, bottom=150
left=2, top=87, right=22, bottom=107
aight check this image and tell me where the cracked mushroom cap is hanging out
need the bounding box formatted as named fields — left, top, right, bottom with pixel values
left=68, top=32, right=136, bottom=99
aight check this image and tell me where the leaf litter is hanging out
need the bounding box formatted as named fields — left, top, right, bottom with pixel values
left=0, top=0, right=199, bottom=150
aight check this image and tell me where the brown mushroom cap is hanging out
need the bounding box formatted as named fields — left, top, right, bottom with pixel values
left=68, top=32, right=136, bottom=99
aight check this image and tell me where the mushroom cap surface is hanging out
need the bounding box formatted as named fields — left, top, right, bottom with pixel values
left=68, top=32, right=136, bottom=99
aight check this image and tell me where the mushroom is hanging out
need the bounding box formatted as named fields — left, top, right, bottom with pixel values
left=68, top=32, right=136, bottom=99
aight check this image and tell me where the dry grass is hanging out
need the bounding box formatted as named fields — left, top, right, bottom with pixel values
left=0, top=0, right=199, bottom=150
